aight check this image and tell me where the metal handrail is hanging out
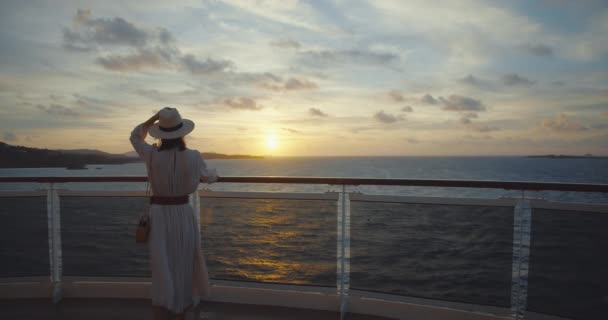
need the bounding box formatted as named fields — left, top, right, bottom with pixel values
left=1, top=176, right=607, bottom=192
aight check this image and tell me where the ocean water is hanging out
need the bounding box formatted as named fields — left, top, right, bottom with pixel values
left=1, top=156, right=607, bottom=319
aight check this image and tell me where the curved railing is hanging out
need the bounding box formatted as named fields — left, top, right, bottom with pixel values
left=1, top=176, right=607, bottom=320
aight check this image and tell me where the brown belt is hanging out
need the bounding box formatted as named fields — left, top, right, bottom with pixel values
left=150, top=195, right=189, bottom=205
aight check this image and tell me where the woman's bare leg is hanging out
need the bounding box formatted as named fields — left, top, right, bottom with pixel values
left=153, top=305, right=171, bottom=320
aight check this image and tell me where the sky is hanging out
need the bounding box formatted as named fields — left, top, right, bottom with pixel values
left=0, top=0, right=607, bottom=156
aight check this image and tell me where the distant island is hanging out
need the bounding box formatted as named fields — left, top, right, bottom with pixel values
left=0, top=142, right=263, bottom=169
left=527, top=154, right=608, bottom=159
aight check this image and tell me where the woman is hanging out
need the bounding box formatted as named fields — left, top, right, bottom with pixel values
left=130, top=107, right=217, bottom=320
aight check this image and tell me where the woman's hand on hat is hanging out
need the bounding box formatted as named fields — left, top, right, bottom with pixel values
left=144, top=111, right=161, bottom=128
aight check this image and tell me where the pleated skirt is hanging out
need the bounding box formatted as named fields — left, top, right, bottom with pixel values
left=148, top=203, right=210, bottom=313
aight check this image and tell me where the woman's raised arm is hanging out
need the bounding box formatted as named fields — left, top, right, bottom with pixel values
left=129, top=112, right=160, bottom=161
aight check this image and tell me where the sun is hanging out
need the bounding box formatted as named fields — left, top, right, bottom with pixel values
left=266, top=135, right=278, bottom=150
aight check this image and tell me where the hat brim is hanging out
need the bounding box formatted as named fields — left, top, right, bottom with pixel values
left=148, top=119, right=195, bottom=139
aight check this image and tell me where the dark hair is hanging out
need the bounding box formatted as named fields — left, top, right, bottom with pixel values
left=157, top=137, right=186, bottom=151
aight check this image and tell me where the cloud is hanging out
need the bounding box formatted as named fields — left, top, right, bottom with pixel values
left=135, top=89, right=167, bottom=102
left=180, top=54, right=233, bottom=75
left=459, top=74, right=481, bottom=86
left=63, top=9, right=149, bottom=50
left=270, top=39, right=301, bottom=49
left=604, top=112, right=608, bottom=117
left=36, top=104, right=79, bottom=117
left=298, top=49, right=398, bottom=68
left=260, top=77, right=317, bottom=91
left=3, top=132, right=17, bottom=142
left=541, top=113, right=588, bottom=132
left=158, top=28, right=175, bottom=46
left=502, top=73, right=535, bottom=86
left=460, top=117, right=472, bottom=125
left=459, top=112, right=479, bottom=124
left=309, top=108, right=328, bottom=117
left=421, top=94, right=438, bottom=105
left=96, top=49, right=170, bottom=71
left=401, top=106, right=413, bottom=112
left=374, top=110, right=403, bottom=123
left=387, top=90, right=404, bottom=102
left=469, top=124, right=500, bottom=132
left=284, top=78, right=318, bottom=90
left=224, top=97, right=263, bottom=110
left=282, top=127, right=301, bottom=134
left=406, top=137, right=420, bottom=144
left=551, top=80, right=565, bottom=86
left=440, top=95, right=486, bottom=111
left=523, top=43, right=553, bottom=57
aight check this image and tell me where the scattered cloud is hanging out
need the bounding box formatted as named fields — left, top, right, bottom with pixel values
left=373, top=110, right=403, bottom=123
left=551, top=80, right=565, bottom=86
left=406, top=137, right=420, bottom=144
left=469, top=124, right=500, bottom=132
left=282, top=127, right=301, bottom=134
left=459, top=112, right=479, bottom=124
left=261, top=77, right=318, bottom=91
left=224, top=97, right=263, bottom=111
left=298, top=49, right=398, bottom=68
left=36, top=104, right=79, bottom=117
left=63, top=9, right=150, bottom=50
left=309, top=108, right=328, bottom=117
left=440, top=95, right=486, bottom=112
left=135, top=89, right=167, bottom=102
left=460, top=117, right=472, bottom=125
left=388, top=90, right=404, bottom=102
left=3, top=132, right=17, bottom=142
left=459, top=74, right=482, bottom=86
left=179, top=54, right=233, bottom=75
left=541, top=113, right=588, bottom=132
left=502, top=73, right=535, bottom=86
left=96, top=49, right=170, bottom=71
left=401, top=106, right=413, bottom=112
left=523, top=43, right=553, bottom=57
left=457, top=74, right=495, bottom=89
left=284, top=78, right=317, bottom=90
left=270, top=39, right=301, bottom=49
left=421, top=94, right=438, bottom=105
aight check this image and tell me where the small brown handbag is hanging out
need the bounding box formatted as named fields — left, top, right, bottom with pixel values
left=135, top=213, right=150, bottom=243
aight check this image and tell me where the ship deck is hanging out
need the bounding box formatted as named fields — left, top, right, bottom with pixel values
left=1, top=298, right=392, bottom=320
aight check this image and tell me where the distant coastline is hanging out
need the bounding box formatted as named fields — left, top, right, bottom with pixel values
left=527, top=154, right=608, bottom=159
left=0, top=142, right=263, bottom=169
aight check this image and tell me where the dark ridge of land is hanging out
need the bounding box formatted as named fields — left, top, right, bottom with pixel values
left=0, top=142, right=263, bottom=169
left=122, top=150, right=264, bottom=160
left=0, top=142, right=140, bottom=169
left=201, top=152, right=263, bottom=160
left=527, top=154, right=608, bottom=159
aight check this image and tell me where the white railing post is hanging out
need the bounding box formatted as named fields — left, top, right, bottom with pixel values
left=47, top=183, right=63, bottom=303
left=337, top=184, right=351, bottom=320
left=190, top=188, right=202, bottom=307
left=190, top=188, right=201, bottom=236
left=511, top=191, right=531, bottom=319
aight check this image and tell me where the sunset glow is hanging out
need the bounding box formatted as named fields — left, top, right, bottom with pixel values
left=266, top=135, right=278, bottom=150
left=1, top=1, right=607, bottom=156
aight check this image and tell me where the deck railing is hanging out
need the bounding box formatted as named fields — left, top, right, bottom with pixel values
left=1, top=176, right=607, bottom=320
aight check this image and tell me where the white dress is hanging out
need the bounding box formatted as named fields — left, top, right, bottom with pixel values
left=130, top=123, right=217, bottom=313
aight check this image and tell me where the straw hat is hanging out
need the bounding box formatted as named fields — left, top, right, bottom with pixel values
left=148, top=107, right=195, bottom=139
